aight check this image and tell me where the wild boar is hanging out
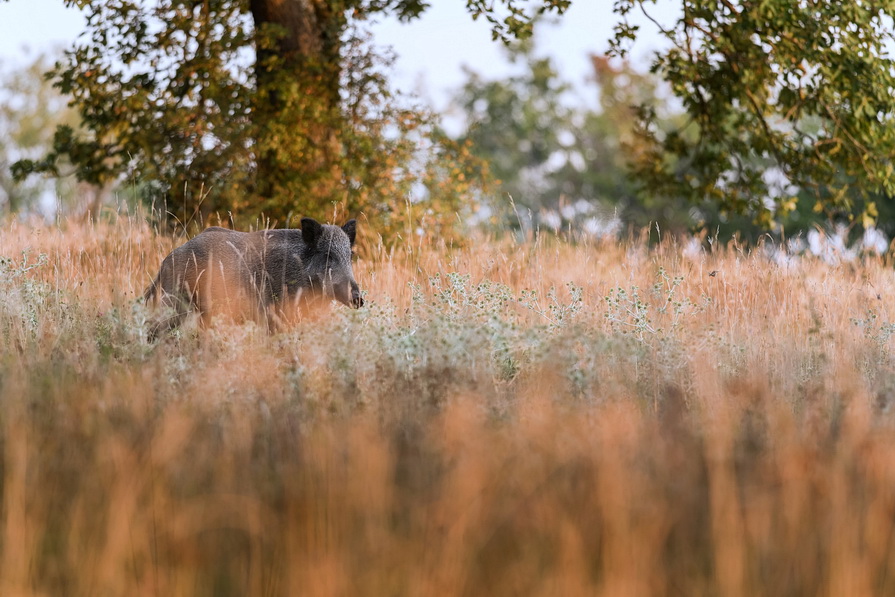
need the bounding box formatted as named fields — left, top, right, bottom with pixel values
left=143, top=218, right=363, bottom=338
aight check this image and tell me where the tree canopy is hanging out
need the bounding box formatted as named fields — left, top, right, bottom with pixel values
left=612, top=0, right=895, bottom=233
left=7, top=0, right=895, bottom=239
left=9, top=0, right=569, bottom=231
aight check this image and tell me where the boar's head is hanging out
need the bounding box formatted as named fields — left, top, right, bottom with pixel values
left=301, top=217, right=364, bottom=309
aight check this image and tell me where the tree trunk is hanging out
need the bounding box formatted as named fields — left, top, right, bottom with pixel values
left=249, top=0, right=346, bottom=222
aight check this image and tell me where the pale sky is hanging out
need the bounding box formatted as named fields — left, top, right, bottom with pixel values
left=0, top=0, right=675, bottom=113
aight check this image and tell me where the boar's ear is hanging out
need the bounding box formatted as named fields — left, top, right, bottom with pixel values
left=342, top=219, right=357, bottom=246
left=301, top=218, right=323, bottom=246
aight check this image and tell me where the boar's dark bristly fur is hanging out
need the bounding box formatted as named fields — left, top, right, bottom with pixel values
left=143, top=217, right=363, bottom=339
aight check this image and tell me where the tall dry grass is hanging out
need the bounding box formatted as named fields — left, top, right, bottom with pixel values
left=2, top=217, right=895, bottom=595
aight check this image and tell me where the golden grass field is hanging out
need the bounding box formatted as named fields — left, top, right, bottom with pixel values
left=2, top=217, right=895, bottom=595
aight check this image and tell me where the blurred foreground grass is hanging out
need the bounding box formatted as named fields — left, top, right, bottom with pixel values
left=2, top=218, right=895, bottom=595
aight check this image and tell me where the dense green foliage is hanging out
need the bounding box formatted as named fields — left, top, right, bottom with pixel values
left=612, top=0, right=895, bottom=232
left=12, top=1, right=256, bottom=222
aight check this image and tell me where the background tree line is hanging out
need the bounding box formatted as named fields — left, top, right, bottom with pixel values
left=2, top=0, right=895, bottom=245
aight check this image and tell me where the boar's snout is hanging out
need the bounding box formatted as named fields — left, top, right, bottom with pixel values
left=329, top=277, right=364, bottom=309
left=342, top=280, right=364, bottom=309
left=351, top=284, right=364, bottom=309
